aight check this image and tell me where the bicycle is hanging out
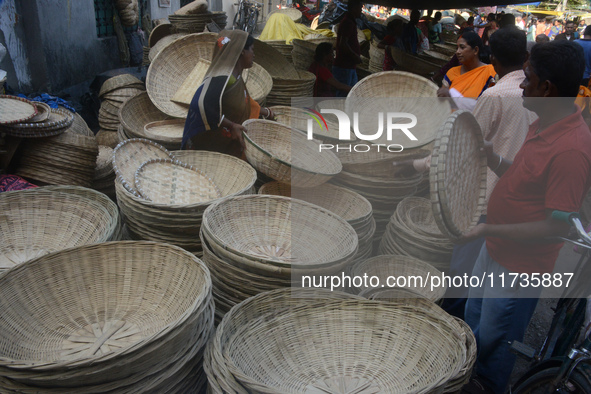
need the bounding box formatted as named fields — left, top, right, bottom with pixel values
left=233, top=0, right=262, bottom=35
left=509, top=211, right=591, bottom=393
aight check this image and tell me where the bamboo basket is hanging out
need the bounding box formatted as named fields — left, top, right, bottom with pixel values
left=242, top=119, right=341, bottom=187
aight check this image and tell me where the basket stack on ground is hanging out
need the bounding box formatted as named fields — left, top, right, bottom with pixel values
left=333, top=71, right=451, bottom=249
left=379, top=197, right=454, bottom=271
left=113, top=141, right=257, bottom=256
left=93, top=146, right=117, bottom=200
left=204, top=287, right=470, bottom=393
left=361, top=292, right=477, bottom=392
left=369, top=42, right=385, bottom=73
left=98, top=74, right=144, bottom=132
left=0, top=242, right=214, bottom=393
left=253, top=40, right=313, bottom=106
left=263, top=40, right=293, bottom=64
left=390, top=47, right=442, bottom=77
left=15, top=111, right=99, bottom=188
left=242, top=119, right=342, bottom=187
left=259, top=181, right=375, bottom=266
left=0, top=96, right=75, bottom=138
left=205, top=288, right=364, bottom=393
left=168, top=1, right=227, bottom=34
left=350, top=254, right=446, bottom=302
left=200, top=195, right=359, bottom=323
left=0, top=185, right=121, bottom=275
left=291, top=37, right=337, bottom=71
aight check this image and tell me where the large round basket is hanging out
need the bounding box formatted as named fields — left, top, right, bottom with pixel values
left=243, top=119, right=341, bottom=187
left=205, top=288, right=363, bottom=393
left=0, top=241, right=213, bottom=391
left=350, top=254, right=447, bottom=302
left=430, top=110, right=487, bottom=239
left=291, top=37, right=336, bottom=71
left=146, top=33, right=218, bottom=118
left=201, top=194, right=358, bottom=270
left=253, top=39, right=300, bottom=79
left=346, top=71, right=451, bottom=149
left=270, top=105, right=341, bottom=143
left=266, top=70, right=315, bottom=107
left=0, top=186, right=120, bottom=274
left=390, top=47, right=443, bottom=77
left=217, top=298, right=465, bottom=393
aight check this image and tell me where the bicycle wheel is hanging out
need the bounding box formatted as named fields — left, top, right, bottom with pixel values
left=512, top=365, right=591, bottom=393
left=234, top=8, right=246, bottom=30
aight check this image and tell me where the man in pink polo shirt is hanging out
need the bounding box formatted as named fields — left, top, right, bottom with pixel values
left=460, top=40, right=591, bottom=393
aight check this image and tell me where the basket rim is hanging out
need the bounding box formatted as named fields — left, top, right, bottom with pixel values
left=201, top=194, right=358, bottom=268
left=242, top=119, right=342, bottom=177
left=0, top=241, right=211, bottom=370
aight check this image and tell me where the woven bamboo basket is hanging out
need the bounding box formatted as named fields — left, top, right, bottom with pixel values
left=242, top=119, right=342, bottom=187
left=15, top=130, right=99, bottom=187
left=115, top=150, right=256, bottom=254
left=29, top=102, right=50, bottom=122
left=204, top=288, right=362, bottom=393
left=268, top=8, right=301, bottom=22
left=266, top=70, right=315, bottom=106
left=262, top=40, right=293, bottom=64
left=118, top=92, right=171, bottom=141
left=148, top=33, right=187, bottom=62
left=169, top=12, right=227, bottom=34
left=430, top=110, right=487, bottom=240
left=244, top=62, right=273, bottom=105
left=0, top=186, right=119, bottom=274
left=434, top=43, right=456, bottom=57
left=369, top=43, right=385, bottom=73
left=201, top=194, right=358, bottom=269
left=270, top=105, right=340, bottom=143
left=350, top=254, right=446, bottom=302
left=346, top=71, right=450, bottom=149
left=148, top=22, right=173, bottom=47
left=99, top=74, right=144, bottom=98
left=253, top=39, right=299, bottom=79
left=146, top=33, right=218, bottom=118
left=143, top=118, right=184, bottom=145
left=0, top=241, right=213, bottom=392
left=1, top=107, right=75, bottom=138
left=423, top=49, right=451, bottom=64
left=112, top=138, right=175, bottom=196
left=390, top=47, right=442, bottom=77
left=216, top=298, right=465, bottom=394
left=291, top=37, right=336, bottom=71
left=0, top=95, right=38, bottom=125
left=134, top=158, right=221, bottom=205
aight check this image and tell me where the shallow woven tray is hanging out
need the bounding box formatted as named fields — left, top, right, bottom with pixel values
left=390, top=47, right=442, bottom=77
left=0, top=95, right=37, bottom=124
left=112, top=138, right=175, bottom=196
left=243, top=119, right=341, bottom=187
left=29, top=102, right=51, bottom=122
left=135, top=159, right=221, bottom=204
left=149, top=33, right=187, bottom=62
left=146, top=33, right=218, bottom=118
left=0, top=108, right=74, bottom=137
left=144, top=119, right=184, bottom=143
left=430, top=110, right=487, bottom=239
left=201, top=194, right=358, bottom=269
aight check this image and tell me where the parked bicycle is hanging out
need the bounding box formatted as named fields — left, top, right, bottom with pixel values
left=510, top=211, right=591, bottom=393
left=233, top=0, right=263, bottom=35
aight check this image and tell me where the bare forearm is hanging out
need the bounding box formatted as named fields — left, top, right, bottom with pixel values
left=478, top=220, right=570, bottom=243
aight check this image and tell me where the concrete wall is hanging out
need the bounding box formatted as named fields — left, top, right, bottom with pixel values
left=0, top=0, right=119, bottom=94
left=149, top=0, right=181, bottom=22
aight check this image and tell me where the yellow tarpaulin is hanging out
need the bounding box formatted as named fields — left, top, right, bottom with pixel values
left=259, top=13, right=334, bottom=44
